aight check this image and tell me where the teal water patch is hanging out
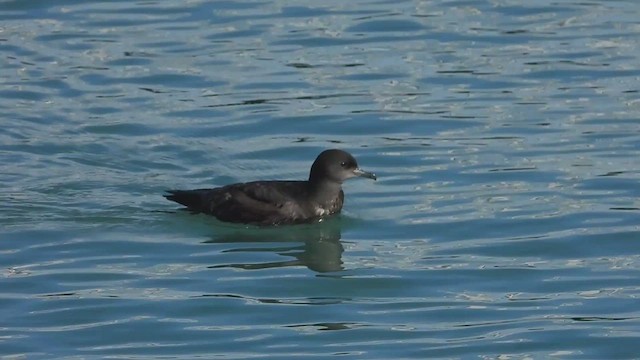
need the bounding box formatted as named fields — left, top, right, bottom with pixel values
left=2, top=0, right=640, bottom=358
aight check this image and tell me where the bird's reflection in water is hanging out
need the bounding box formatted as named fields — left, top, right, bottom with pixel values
left=204, top=217, right=344, bottom=273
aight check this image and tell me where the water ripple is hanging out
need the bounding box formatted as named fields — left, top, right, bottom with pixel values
left=2, top=0, right=640, bottom=358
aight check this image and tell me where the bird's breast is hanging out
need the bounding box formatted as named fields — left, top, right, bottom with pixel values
left=314, top=207, right=331, bottom=216
left=313, top=199, right=342, bottom=217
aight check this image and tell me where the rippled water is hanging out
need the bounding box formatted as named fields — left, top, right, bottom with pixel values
left=2, top=0, right=640, bottom=358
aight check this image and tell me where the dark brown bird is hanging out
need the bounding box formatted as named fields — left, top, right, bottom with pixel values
left=164, top=149, right=376, bottom=226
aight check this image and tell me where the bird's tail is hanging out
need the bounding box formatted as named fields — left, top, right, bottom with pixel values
left=164, top=190, right=206, bottom=212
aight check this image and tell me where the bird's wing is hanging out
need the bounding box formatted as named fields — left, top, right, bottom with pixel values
left=209, top=181, right=310, bottom=225
left=165, top=181, right=313, bottom=225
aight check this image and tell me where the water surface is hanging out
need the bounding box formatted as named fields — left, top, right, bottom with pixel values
left=2, top=0, right=640, bottom=358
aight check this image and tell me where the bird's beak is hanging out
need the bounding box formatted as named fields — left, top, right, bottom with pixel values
left=353, top=168, right=377, bottom=181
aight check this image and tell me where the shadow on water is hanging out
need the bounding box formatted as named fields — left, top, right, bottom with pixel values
left=203, top=217, right=345, bottom=273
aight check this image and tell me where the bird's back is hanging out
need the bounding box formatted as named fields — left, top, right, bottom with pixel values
left=165, top=180, right=341, bottom=226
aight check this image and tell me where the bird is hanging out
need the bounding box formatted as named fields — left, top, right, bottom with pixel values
left=164, top=149, right=376, bottom=226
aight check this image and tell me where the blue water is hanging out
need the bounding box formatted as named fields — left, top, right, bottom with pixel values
left=2, top=0, right=640, bottom=358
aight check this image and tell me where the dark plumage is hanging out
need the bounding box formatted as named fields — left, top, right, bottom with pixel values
left=164, top=149, right=376, bottom=226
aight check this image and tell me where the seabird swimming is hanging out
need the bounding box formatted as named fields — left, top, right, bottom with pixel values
left=164, top=149, right=376, bottom=226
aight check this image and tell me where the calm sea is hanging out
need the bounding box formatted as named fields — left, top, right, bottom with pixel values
left=1, top=0, right=639, bottom=358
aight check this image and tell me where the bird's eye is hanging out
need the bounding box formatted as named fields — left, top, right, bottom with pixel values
left=340, top=161, right=347, bottom=167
